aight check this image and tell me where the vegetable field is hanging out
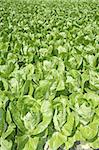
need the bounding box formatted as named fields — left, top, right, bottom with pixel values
left=0, top=0, right=99, bottom=149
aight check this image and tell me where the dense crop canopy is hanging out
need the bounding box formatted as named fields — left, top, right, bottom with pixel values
left=0, top=0, right=99, bottom=149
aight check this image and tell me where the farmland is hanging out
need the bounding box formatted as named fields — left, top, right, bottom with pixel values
left=0, top=0, right=99, bottom=149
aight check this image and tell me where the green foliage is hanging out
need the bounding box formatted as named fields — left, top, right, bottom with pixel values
left=0, top=0, right=99, bottom=149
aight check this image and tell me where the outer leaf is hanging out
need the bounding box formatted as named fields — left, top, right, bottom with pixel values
left=65, top=136, right=75, bottom=150
left=48, top=132, right=66, bottom=150
left=34, top=80, right=50, bottom=99
left=15, top=135, right=28, bottom=150
left=0, top=108, right=5, bottom=136
left=0, top=138, right=12, bottom=150
left=23, top=137, right=39, bottom=150
left=53, top=109, right=60, bottom=131
left=62, top=113, right=74, bottom=136
left=2, top=123, right=15, bottom=139
left=10, top=102, right=25, bottom=132
left=89, top=138, right=99, bottom=149
left=80, top=122, right=98, bottom=141
left=32, top=101, right=53, bottom=135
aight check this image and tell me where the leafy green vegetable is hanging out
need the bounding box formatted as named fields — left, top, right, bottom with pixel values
left=0, top=0, right=99, bottom=149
